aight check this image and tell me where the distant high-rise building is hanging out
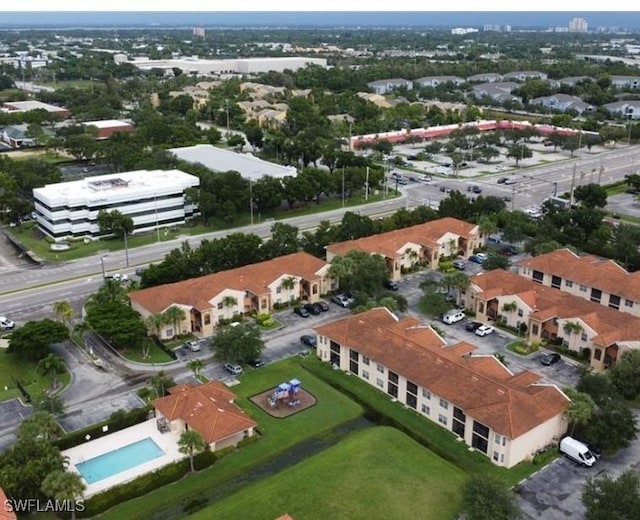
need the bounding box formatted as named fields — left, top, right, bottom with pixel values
left=569, top=17, right=588, bottom=33
left=483, top=24, right=501, bottom=32
left=193, top=27, right=205, bottom=38
left=503, top=25, right=511, bottom=32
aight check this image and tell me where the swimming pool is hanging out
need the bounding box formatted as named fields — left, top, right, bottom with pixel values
left=76, top=437, right=165, bottom=484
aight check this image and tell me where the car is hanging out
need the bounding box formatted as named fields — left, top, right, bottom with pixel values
left=540, top=352, right=561, bottom=366
left=497, top=177, right=508, bottom=184
left=249, top=359, right=264, bottom=368
left=465, top=321, right=483, bottom=332
left=184, top=340, right=201, bottom=352
left=469, top=253, right=487, bottom=264
left=223, top=363, right=243, bottom=375
left=495, top=165, right=506, bottom=171
left=453, top=259, right=466, bottom=270
left=303, top=302, right=321, bottom=315
left=331, top=294, right=349, bottom=308
left=314, top=300, right=330, bottom=312
left=498, top=245, right=518, bottom=256
left=135, top=266, right=147, bottom=276
left=504, top=177, right=517, bottom=185
left=300, top=335, right=317, bottom=347
left=383, top=279, right=399, bottom=291
left=442, top=310, right=465, bottom=325
left=0, top=317, right=15, bottom=330
left=475, top=325, right=495, bottom=337
left=294, top=306, right=310, bottom=318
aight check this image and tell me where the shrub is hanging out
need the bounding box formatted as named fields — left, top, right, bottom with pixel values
left=255, top=313, right=271, bottom=325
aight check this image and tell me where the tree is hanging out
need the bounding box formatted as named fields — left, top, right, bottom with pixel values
left=178, top=429, right=207, bottom=473
left=460, top=474, right=522, bottom=520
left=610, top=349, right=640, bottom=400
left=41, top=470, right=86, bottom=520
left=582, top=471, right=640, bottom=520
left=563, top=388, right=595, bottom=436
left=7, top=319, right=69, bottom=361
left=336, top=211, right=375, bottom=241
left=227, top=134, right=245, bottom=151
left=37, top=354, right=66, bottom=390
left=52, top=300, right=74, bottom=329
left=96, top=209, right=134, bottom=239
left=244, top=121, right=264, bottom=151
left=162, top=306, right=187, bottom=338
left=211, top=323, right=265, bottom=364
left=18, top=411, right=61, bottom=442
left=482, top=252, right=510, bottom=271
left=261, top=222, right=300, bottom=259
left=34, top=391, right=65, bottom=416
left=574, top=184, right=608, bottom=208
left=328, top=250, right=389, bottom=297
left=187, top=359, right=204, bottom=379
left=583, top=399, right=638, bottom=452
left=440, top=271, right=470, bottom=298
left=561, top=136, right=582, bottom=156
left=149, top=370, right=175, bottom=398
left=507, top=144, right=532, bottom=166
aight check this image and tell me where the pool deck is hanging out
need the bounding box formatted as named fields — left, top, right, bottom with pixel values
left=63, top=419, right=183, bottom=498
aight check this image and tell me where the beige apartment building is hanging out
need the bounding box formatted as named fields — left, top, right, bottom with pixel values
left=465, top=269, right=640, bottom=371
left=517, top=249, right=640, bottom=316
left=314, top=308, right=569, bottom=468
left=129, top=252, right=335, bottom=339
left=326, top=217, right=485, bottom=281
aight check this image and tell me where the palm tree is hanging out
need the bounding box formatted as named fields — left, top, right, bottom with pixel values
left=222, top=295, right=238, bottom=310
left=17, top=411, right=61, bottom=441
left=145, top=313, right=167, bottom=337
left=37, top=354, right=66, bottom=390
left=563, top=321, right=584, bottom=337
left=52, top=300, right=74, bottom=328
left=501, top=301, right=518, bottom=314
left=149, top=370, right=175, bottom=398
left=279, top=276, right=297, bottom=306
left=477, top=215, right=498, bottom=238
left=187, top=359, right=204, bottom=379
left=41, top=470, right=86, bottom=520
left=178, top=430, right=207, bottom=473
left=563, top=388, right=595, bottom=436
left=162, top=306, right=187, bottom=338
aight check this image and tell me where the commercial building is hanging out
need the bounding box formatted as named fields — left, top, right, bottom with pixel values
left=326, top=217, right=485, bottom=280
left=33, top=170, right=199, bottom=241
left=129, top=252, right=335, bottom=338
left=169, top=144, right=297, bottom=180
left=517, top=249, right=640, bottom=316
left=1, top=100, right=70, bottom=118
left=366, top=78, right=413, bottom=95
left=123, top=56, right=327, bottom=76
left=81, top=119, right=135, bottom=139
left=464, top=269, right=640, bottom=371
left=314, top=308, right=569, bottom=468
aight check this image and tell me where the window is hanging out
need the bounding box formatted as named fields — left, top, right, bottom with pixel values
left=581, top=332, right=588, bottom=342
left=439, top=398, right=449, bottom=410
left=438, top=414, right=448, bottom=426
left=362, top=370, right=369, bottom=380
left=421, top=404, right=430, bottom=415
left=478, top=302, right=485, bottom=313
left=203, top=314, right=211, bottom=325
left=495, top=434, right=502, bottom=444
left=551, top=275, right=561, bottom=289
left=493, top=451, right=499, bottom=461
left=565, top=280, right=573, bottom=288
left=276, top=286, right=281, bottom=294
left=532, top=270, right=543, bottom=283
left=517, top=309, right=523, bottom=317
left=387, top=381, right=398, bottom=398
left=625, top=299, right=634, bottom=308
left=590, top=288, right=602, bottom=303
left=217, top=302, right=223, bottom=310
left=532, top=324, right=539, bottom=335
left=407, top=381, right=418, bottom=395
left=422, top=389, right=431, bottom=399
left=501, top=454, right=505, bottom=463
left=312, top=285, right=318, bottom=295
left=376, top=378, right=384, bottom=388
left=362, top=356, right=370, bottom=366
left=406, top=393, right=417, bottom=409
left=377, top=364, right=384, bottom=373
left=260, top=300, right=267, bottom=309
left=350, top=349, right=358, bottom=361
left=594, top=348, right=602, bottom=361
left=388, top=371, right=399, bottom=384
left=580, top=284, right=587, bottom=292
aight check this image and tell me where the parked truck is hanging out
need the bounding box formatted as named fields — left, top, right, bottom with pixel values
left=559, top=436, right=596, bottom=467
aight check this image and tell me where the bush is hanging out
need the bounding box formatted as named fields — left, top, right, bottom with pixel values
left=255, top=313, right=272, bottom=326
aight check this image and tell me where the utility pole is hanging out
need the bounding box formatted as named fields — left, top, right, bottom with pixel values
left=598, top=165, right=604, bottom=185
left=249, top=179, right=254, bottom=225
left=341, top=167, right=345, bottom=208
left=569, top=163, right=577, bottom=206
left=628, top=121, right=633, bottom=146
left=124, top=231, right=129, bottom=267
left=225, top=99, right=230, bottom=138
left=365, top=166, right=369, bottom=201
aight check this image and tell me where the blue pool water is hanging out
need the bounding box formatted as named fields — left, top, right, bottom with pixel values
left=76, top=437, right=165, bottom=484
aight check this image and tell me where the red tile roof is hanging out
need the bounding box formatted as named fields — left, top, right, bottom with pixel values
left=471, top=269, right=640, bottom=347
left=327, top=217, right=479, bottom=258
left=129, top=252, right=327, bottom=314
left=153, top=381, right=257, bottom=444
left=517, top=249, right=640, bottom=302
left=314, top=308, right=568, bottom=439
left=0, top=488, right=17, bottom=520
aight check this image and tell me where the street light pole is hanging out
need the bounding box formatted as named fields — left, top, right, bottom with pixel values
left=365, top=166, right=369, bottom=201
left=123, top=231, right=129, bottom=268
left=154, top=193, right=160, bottom=243
left=249, top=179, right=254, bottom=226
left=100, top=255, right=108, bottom=279
left=341, top=167, right=345, bottom=208
left=225, top=99, right=230, bottom=138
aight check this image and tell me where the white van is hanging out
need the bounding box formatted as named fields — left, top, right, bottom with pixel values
left=442, top=309, right=465, bottom=325
left=559, top=436, right=596, bottom=467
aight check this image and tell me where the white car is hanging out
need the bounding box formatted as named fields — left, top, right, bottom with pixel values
left=475, top=325, right=495, bottom=337
left=0, top=317, right=15, bottom=330
left=442, top=310, right=465, bottom=325
left=504, top=177, right=517, bottom=185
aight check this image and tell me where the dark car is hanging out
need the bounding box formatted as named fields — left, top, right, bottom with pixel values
left=294, top=306, right=310, bottom=318
left=498, top=245, right=518, bottom=257
left=541, top=352, right=561, bottom=366
left=314, top=300, right=330, bottom=312
left=303, top=302, right=321, bottom=315
left=465, top=321, right=483, bottom=332
left=497, top=177, right=508, bottom=184
left=300, top=335, right=317, bottom=347
left=249, top=359, right=264, bottom=368
left=383, top=279, right=399, bottom=291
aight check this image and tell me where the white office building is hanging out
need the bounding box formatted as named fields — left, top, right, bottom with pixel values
left=33, top=170, right=200, bottom=241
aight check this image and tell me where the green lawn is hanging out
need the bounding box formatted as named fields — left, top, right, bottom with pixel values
left=188, top=427, right=466, bottom=520
left=0, top=349, right=71, bottom=402
left=97, top=357, right=363, bottom=519
left=120, top=339, right=175, bottom=364
left=301, top=357, right=552, bottom=486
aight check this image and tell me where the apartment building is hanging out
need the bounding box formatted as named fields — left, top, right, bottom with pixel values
left=465, top=269, right=640, bottom=371
left=517, top=249, right=640, bottom=316
left=314, top=308, right=569, bottom=468
left=326, top=217, right=485, bottom=281
left=129, top=252, right=335, bottom=338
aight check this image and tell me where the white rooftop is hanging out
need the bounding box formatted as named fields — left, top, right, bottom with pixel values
left=169, top=144, right=297, bottom=180
left=2, top=100, right=67, bottom=113
left=81, top=119, right=133, bottom=129
left=33, top=169, right=199, bottom=205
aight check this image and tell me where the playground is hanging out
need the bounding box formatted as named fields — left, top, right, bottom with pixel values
left=250, top=378, right=317, bottom=418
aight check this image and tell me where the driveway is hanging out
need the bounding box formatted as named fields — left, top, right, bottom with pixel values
left=516, top=410, right=640, bottom=520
